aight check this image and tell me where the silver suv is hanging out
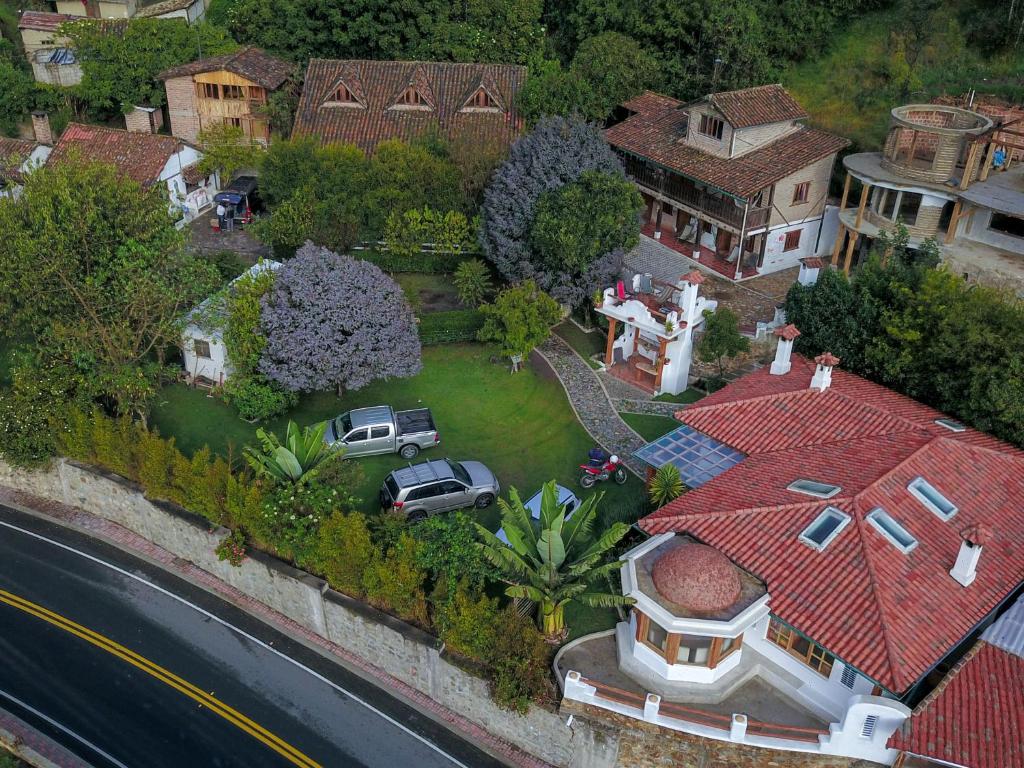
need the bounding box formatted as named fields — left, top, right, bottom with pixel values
left=380, top=459, right=499, bottom=521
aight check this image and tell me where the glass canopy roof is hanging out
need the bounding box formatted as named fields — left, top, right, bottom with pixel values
left=633, top=424, right=745, bottom=488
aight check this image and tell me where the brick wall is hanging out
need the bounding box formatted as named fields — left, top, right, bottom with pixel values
left=165, top=75, right=201, bottom=143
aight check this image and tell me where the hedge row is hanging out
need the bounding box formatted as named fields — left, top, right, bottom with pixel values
left=359, top=248, right=475, bottom=274
left=418, top=309, right=485, bottom=345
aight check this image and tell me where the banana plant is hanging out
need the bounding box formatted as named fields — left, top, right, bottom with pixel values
left=475, top=480, right=634, bottom=638
left=243, top=420, right=338, bottom=485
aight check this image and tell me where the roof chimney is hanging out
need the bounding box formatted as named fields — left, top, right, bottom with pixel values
left=810, top=352, right=839, bottom=391
left=950, top=523, right=991, bottom=587
left=770, top=324, right=800, bottom=375
left=31, top=111, right=52, bottom=146
left=679, top=270, right=705, bottom=324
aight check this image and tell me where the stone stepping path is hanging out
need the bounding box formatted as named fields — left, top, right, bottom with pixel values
left=536, top=335, right=647, bottom=475
left=613, top=399, right=682, bottom=417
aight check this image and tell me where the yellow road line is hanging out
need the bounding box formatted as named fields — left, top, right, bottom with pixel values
left=0, top=588, right=322, bottom=768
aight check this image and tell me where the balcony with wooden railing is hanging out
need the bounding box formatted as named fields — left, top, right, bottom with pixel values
left=618, top=152, right=771, bottom=232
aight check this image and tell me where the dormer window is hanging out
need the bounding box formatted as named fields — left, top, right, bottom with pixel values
left=471, top=88, right=493, bottom=108
left=787, top=480, right=841, bottom=499
left=699, top=113, right=724, bottom=141
left=798, top=506, right=851, bottom=551
left=334, top=85, right=356, bottom=103
left=399, top=87, right=426, bottom=107
left=908, top=477, right=957, bottom=520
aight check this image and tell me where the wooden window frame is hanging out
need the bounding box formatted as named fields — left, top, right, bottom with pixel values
left=767, top=617, right=835, bottom=677
left=331, top=85, right=357, bottom=104
left=792, top=181, right=810, bottom=205
left=200, top=82, right=220, bottom=100
left=193, top=339, right=212, bottom=359
left=247, top=86, right=266, bottom=104
left=698, top=113, right=725, bottom=141
left=634, top=611, right=741, bottom=668
left=222, top=84, right=245, bottom=100
left=783, top=229, right=802, bottom=252
left=400, top=87, right=424, bottom=106
left=470, top=88, right=494, bottom=108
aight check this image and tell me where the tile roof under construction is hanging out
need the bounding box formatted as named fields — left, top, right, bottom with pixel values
left=292, top=59, right=526, bottom=154
left=641, top=355, right=1024, bottom=694
left=157, top=47, right=293, bottom=90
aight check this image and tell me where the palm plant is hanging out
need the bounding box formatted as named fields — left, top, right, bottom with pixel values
left=648, top=464, right=684, bottom=508
left=243, top=420, right=337, bottom=485
left=475, top=480, right=634, bottom=639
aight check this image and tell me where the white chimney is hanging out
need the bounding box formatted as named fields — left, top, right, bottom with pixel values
left=679, top=269, right=705, bottom=324
left=798, top=257, right=823, bottom=286
left=770, top=324, right=800, bottom=375
left=950, top=524, right=991, bottom=587
left=810, top=352, right=840, bottom=391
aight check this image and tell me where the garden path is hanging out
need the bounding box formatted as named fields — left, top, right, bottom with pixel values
left=536, top=335, right=647, bottom=475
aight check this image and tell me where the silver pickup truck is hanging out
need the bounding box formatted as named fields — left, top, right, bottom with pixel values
left=324, top=406, right=439, bottom=459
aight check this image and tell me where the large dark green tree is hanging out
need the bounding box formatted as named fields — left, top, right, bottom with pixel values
left=0, top=158, right=220, bottom=419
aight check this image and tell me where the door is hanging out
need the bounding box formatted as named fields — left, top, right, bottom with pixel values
left=437, top=480, right=471, bottom=512
left=407, top=482, right=446, bottom=514
left=366, top=425, right=392, bottom=455
left=343, top=428, right=370, bottom=456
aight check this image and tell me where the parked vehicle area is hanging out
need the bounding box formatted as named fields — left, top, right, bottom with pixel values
left=325, top=405, right=439, bottom=459
left=381, top=458, right=499, bottom=521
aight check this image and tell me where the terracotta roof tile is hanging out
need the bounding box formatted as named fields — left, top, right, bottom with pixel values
left=888, top=642, right=1024, bottom=768
left=293, top=59, right=526, bottom=154
left=47, top=123, right=180, bottom=187
left=135, top=0, right=200, bottom=17
left=157, top=47, right=293, bottom=90
left=622, top=90, right=682, bottom=116
left=641, top=355, right=1024, bottom=693
left=605, top=105, right=849, bottom=199
left=0, top=138, right=38, bottom=183
left=708, top=84, right=808, bottom=128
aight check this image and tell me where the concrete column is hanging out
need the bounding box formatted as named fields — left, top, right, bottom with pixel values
left=730, top=714, right=748, bottom=741
left=643, top=694, right=661, bottom=722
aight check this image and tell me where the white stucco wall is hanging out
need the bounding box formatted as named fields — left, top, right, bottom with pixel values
left=181, top=326, right=230, bottom=384
left=758, top=216, right=829, bottom=275
left=962, top=207, right=1024, bottom=255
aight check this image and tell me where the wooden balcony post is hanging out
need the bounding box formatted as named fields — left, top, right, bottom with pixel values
left=838, top=173, right=851, bottom=211
left=831, top=223, right=846, bottom=266
left=944, top=200, right=963, bottom=244
left=960, top=143, right=980, bottom=189
left=653, top=336, right=669, bottom=390
left=604, top=318, right=618, bottom=365
left=854, top=183, right=870, bottom=229
left=979, top=139, right=997, bottom=182
left=842, top=231, right=857, bottom=275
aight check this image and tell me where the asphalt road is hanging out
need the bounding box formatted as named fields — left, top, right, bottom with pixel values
left=0, top=504, right=507, bottom=768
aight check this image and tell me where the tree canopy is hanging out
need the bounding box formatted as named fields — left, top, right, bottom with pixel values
left=479, top=117, right=640, bottom=307
left=477, top=281, right=562, bottom=359
left=0, top=157, right=219, bottom=417
left=258, top=242, right=422, bottom=393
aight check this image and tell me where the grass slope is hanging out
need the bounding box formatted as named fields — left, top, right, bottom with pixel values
left=151, top=344, right=643, bottom=520
left=619, top=412, right=680, bottom=442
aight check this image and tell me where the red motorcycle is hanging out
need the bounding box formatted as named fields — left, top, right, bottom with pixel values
left=579, top=451, right=628, bottom=488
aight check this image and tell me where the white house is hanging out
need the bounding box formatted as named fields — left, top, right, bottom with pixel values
left=558, top=331, right=1024, bottom=765
left=181, top=260, right=281, bottom=386
left=595, top=270, right=712, bottom=396
left=44, top=119, right=218, bottom=225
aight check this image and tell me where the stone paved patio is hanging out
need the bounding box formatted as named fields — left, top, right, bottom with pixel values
left=187, top=214, right=271, bottom=262
left=536, top=335, right=647, bottom=475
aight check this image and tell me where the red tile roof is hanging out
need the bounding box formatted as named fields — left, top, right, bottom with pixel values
left=0, top=138, right=38, bottom=183
left=605, top=100, right=849, bottom=199
left=47, top=123, right=181, bottom=187
left=18, top=11, right=75, bottom=32
left=157, top=47, right=293, bottom=90
left=622, top=90, right=682, bottom=117
left=888, top=642, right=1024, bottom=768
left=642, top=356, right=1024, bottom=693
left=708, top=84, right=808, bottom=128
left=292, top=59, right=526, bottom=154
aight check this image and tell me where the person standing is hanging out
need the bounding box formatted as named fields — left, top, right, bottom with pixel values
left=216, top=202, right=226, bottom=232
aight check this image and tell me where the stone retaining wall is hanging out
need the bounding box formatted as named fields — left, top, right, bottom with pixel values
left=0, top=458, right=618, bottom=768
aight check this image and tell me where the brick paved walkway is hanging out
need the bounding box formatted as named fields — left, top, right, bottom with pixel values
left=536, top=336, right=646, bottom=475
left=0, top=486, right=553, bottom=768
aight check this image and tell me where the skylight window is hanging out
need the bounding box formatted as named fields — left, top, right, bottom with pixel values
left=788, top=480, right=842, bottom=499
left=935, top=418, right=966, bottom=432
left=866, top=508, right=918, bottom=553
left=799, top=507, right=851, bottom=551
left=908, top=477, right=957, bottom=520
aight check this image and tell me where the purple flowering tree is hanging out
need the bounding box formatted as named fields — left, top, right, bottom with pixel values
left=258, top=242, right=422, bottom=394
left=479, top=116, right=639, bottom=308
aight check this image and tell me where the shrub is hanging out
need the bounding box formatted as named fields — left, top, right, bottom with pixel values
left=359, top=250, right=472, bottom=274
left=136, top=425, right=177, bottom=501
left=478, top=281, right=562, bottom=360
left=417, top=309, right=486, bottom=345
left=453, top=259, right=493, bottom=307
left=362, top=531, right=429, bottom=625
left=215, top=530, right=247, bottom=567
left=434, top=580, right=500, bottom=660
left=91, top=415, right=135, bottom=478
left=305, top=510, right=375, bottom=597
left=222, top=376, right=297, bottom=422
left=0, top=383, right=57, bottom=468
left=648, top=464, right=684, bottom=508
left=488, top=608, right=553, bottom=713
left=412, top=511, right=496, bottom=598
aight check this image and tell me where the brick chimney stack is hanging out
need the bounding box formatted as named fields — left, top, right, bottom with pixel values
left=31, top=111, right=52, bottom=146
left=770, top=324, right=800, bottom=375
left=810, top=352, right=840, bottom=391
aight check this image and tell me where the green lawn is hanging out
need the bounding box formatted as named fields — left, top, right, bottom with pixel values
left=620, top=412, right=680, bottom=442
left=553, top=320, right=605, bottom=369
left=395, top=273, right=462, bottom=314
left=653, top=388, right=705, bottom=404
left=151, top=344, right=643, bottom=524
left=565, top=602, right=619, bottom=641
